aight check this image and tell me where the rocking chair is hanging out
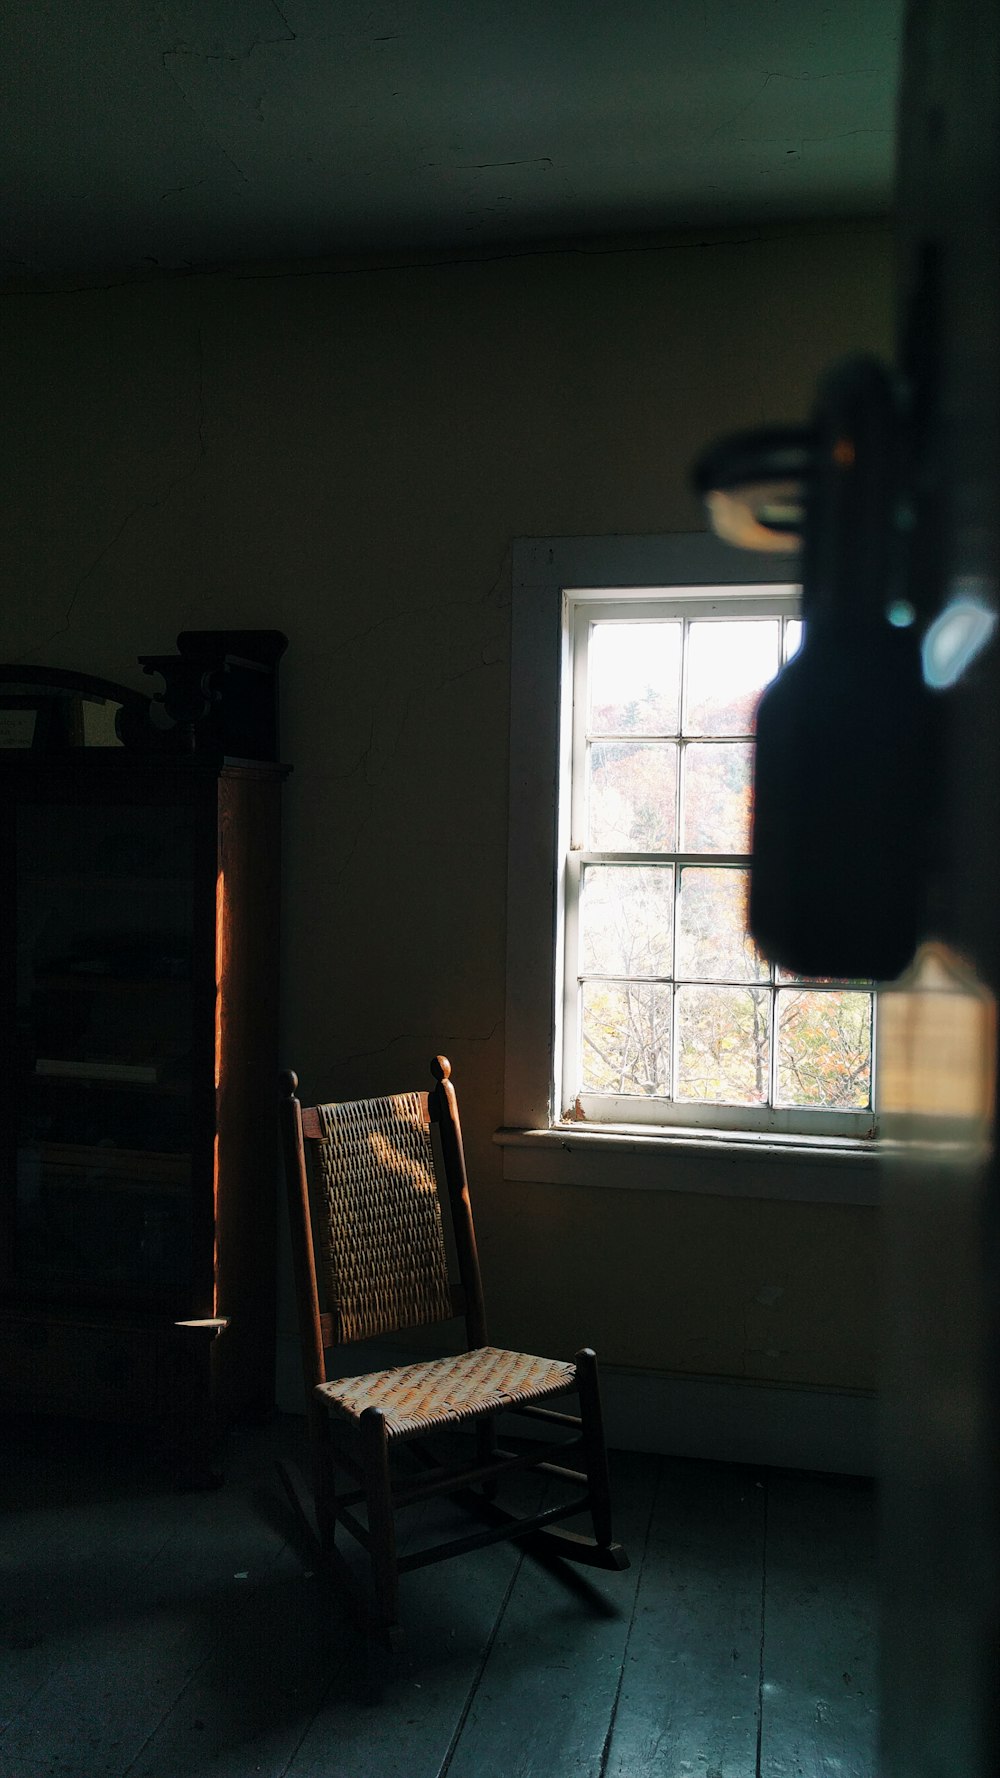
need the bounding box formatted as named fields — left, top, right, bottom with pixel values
left=277, top=1056, right=628, bottom=1644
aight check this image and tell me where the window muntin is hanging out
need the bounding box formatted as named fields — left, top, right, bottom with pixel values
left=560, top=589, right=876, bottom=1137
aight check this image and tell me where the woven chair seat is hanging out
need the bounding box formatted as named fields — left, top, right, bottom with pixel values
left=316, top=1345, right=577, bottom=1439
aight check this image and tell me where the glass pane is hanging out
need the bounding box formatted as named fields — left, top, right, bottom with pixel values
left=681, top=743, right=753, bottom=853
left=776, top=989, right=873, bottom=1108
left=683, top=620, right=780, bottom=735
left=589, top=622, right=681, bottom=736
left=676, top=868, right=768, bottom=982
left=676, top=985, right=771, bottom=1105
left=784, top=618, right=803, bottom=662
left=81, top=699, right=125, bottom=746
left=588, top=740, right=677, bottom=851
left=580, top=865, right=673, bottom=978
left=581, top=981, right=671, bottom=1097
left=15, top=1149, right=192, bottom=1292
left=15, top=801, right=195, bottom=1294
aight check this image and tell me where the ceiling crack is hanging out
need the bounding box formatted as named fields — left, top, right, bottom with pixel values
left=454, top=158, right=553, bottom=171
left=159, top=176, right=209, bottom=203
left=262, top=0, right=296, bottom=44
left=756, top=66, right=886, bottom=82
left=160, top=51, right=251, bottom=184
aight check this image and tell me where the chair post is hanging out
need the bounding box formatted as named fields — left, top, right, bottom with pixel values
left=279, top=1072, right=338, bottom=1549
left=360, top=1407, right=399, bottom=1632
left=278, top=1072, right=329, bottom=1399
left=312, top=1407, right=340, bottom=1549
left=575, top=1347, right=615, bottom=1548
left=429, top=1056, right=488, bottom=1348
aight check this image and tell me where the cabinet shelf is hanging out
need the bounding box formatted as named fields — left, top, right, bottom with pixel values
left=29, top=1071, right=191, bottom=1096
left=32, top=1167, right=190, bottom=1201
left=33, top=973, right=191, bottom=993
left=24, top=874, right=191, bottom=892
left=36, top=1142, right=190, bottom=1180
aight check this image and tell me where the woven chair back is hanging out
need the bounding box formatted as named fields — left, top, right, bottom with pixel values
left=314, top=1091, right=453, bottom=1344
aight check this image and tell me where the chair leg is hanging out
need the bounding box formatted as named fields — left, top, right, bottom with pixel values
left=359, top=1407, right=400, bottom=1637
left=575, top=1347, right=615, bottom=1548
left=475, top=1411, right=500, bottom=1500
left=310, top=1402, right=339, bottom=1550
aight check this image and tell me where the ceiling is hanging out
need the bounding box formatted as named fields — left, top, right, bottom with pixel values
left=4, top=1, right=902, bottom=283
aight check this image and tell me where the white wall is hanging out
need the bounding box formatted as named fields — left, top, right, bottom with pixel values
left=1, top=220, right=892, bottom=1430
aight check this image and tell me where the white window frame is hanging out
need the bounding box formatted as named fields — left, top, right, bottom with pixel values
left=499, top=534, right=882, bottom=1204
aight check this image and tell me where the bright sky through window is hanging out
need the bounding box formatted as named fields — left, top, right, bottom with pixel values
left=588, top=615, right=802, bottom=722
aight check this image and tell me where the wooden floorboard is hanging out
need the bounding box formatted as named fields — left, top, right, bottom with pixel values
left=284, top=1469, right=553, bottom=1778
left=108, top=1543, right=351, bottom=1778
left=440, top=1451, right=657, bottom=1778
left=602, top=1457, right=767, bottom=1778
left=757, top=1470, right=878, bottom=1778
left=0, top=1422, right=308, bottom=1778
left=0, top=1416, right=879, bottom=1778
left=0, top=1419, right=205, bottom=1739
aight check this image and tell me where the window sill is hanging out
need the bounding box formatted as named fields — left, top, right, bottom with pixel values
left=494, top=1123, right=884, bottom=1204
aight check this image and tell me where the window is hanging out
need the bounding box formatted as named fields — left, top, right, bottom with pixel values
left=562, top=588, right=875, bottom=1137
left=503, top=535, right=878, bottom=1157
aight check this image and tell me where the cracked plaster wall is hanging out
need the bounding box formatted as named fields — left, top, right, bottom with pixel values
left=0, top=219, right=890, bottom=1404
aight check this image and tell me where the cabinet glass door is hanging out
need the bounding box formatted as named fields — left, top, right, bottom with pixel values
left=15, top=801, right=196, bottom=1296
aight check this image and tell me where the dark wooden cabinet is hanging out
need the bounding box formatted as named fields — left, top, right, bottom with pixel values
left=0, top=753, right=286, bottom=1452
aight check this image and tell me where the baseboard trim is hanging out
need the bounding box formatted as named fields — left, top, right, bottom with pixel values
left=274, top=1337, right=876, bottom=1477
left=594, top=1367, right=876, bottom=1476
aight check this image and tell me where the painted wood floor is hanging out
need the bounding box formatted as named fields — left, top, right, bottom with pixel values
left=0, top=1413, right=878, bottom=1778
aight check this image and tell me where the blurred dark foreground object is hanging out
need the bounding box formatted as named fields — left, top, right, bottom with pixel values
left=694, top=354, right=939, bottom=983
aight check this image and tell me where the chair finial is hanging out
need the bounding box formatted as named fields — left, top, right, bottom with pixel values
left=279, top=1069, right=299, bottom=1097
left=431, top=1055, right=451, bottom=1083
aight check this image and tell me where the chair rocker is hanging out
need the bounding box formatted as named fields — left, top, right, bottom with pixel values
left=277, top=1055, right=628, bottom=1644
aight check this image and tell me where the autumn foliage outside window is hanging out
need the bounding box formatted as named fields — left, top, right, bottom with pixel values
left=560, top=590, right=876, bottom=1137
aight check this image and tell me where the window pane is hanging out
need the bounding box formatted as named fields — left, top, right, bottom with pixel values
left=588, top=741, right=677, bottom=851
left=776, top=990, right=872, bottom=1108
left=676, top=868, right=768, bottom=982
left=681, top=743, right=753, bottom=853
left=684, top=620, right=780, bottom=735
left=675, top=985, right=771, bottom=1105
left=580, top=865, right=673, bottom=977
left=581, top=981, right=671, bottom=1097
left=784, top=618, right=803, bottom=662
left=589, top=622, right=681, bottom=736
